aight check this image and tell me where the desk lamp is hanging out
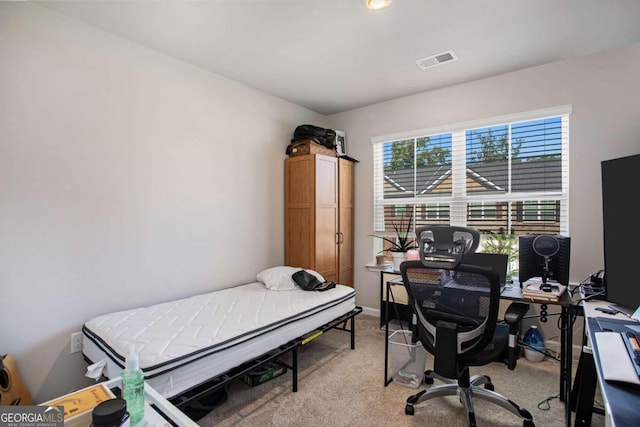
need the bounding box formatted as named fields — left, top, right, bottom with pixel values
left=532, top=235, right=560, bottom=292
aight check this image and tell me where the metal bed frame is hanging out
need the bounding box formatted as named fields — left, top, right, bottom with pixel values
left=169, top=306, right=363, bottom=410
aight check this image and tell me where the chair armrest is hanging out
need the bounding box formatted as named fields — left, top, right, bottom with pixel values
left=503, top=302, right=529, bottom=324
left=503, top=302, right=529, bottom=370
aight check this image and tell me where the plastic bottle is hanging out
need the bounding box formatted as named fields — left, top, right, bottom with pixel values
left=523, top=325, right=545, bottom=362
left=121, top=345, right=145, bottom=425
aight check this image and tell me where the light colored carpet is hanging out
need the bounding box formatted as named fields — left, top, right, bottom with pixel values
left=197, top=314, right=605, bottom=426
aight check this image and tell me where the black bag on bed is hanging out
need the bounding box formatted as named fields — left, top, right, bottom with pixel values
left=292, top=270, right=336, bottom=292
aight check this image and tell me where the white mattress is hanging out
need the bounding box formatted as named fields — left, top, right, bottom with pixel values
left=82, top=282, right=356, bottom=398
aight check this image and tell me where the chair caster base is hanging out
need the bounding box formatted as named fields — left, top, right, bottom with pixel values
left=424, top=370, right=435, bottom=384
left=405, top=404, right=415, bottom=416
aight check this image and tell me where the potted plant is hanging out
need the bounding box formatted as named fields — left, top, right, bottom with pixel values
left=369, top=214, right=415, bottom=271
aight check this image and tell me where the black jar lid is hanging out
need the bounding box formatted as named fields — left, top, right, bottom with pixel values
left=92, top=398, right=127, bottom=426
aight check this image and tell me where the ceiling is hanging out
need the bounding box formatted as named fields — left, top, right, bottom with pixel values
left=34, top=0, right=640, bottom=115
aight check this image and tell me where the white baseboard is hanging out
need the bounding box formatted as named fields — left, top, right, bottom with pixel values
left=544, top=339, right=583, bottom=362
left=360, top=306, right=379, bottom=318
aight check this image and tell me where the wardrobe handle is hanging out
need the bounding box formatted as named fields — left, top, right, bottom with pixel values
left=339, top=232, right=344, bottom=244
left=336, top=232, right=340, bottom=245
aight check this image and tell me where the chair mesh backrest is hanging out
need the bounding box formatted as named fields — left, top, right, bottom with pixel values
left=402, top=226, right=500, bottom=360
left=402, top=262, right=499, bottom=356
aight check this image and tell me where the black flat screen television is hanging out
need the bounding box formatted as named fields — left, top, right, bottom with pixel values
left=518, top=235, right=571, bottom=287
left=601, top=153, right=640, bottom=314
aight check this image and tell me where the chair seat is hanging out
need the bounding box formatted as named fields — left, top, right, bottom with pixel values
left=462, top=323, right=508, bottom=367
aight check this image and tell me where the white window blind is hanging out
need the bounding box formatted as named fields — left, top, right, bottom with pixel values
left=372, top=106, right=570, bottom=248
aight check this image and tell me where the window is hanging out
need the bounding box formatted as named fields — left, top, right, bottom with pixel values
left=425, top=203, right=449, bottom=220
left=372, top=106, right=570, bottom=251
left=521, top=200, right=559, bottom=222
left=392, top=205, right=409, bottom=217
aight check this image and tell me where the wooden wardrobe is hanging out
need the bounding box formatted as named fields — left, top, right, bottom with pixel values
left=285, top=154, right=354, bottom=287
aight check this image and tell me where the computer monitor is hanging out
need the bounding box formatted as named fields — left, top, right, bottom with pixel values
left=601, top=153, right=640, bottom=314
left=466, top=252, right=509, bottom=286
left=518, top=235, right=571, bottom=287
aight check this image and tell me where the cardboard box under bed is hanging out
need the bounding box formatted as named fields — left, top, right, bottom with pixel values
left=81, top=281, right=359, bottom=407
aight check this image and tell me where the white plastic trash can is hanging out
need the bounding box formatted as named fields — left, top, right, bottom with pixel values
left=388, top=330, right=426, bottom=388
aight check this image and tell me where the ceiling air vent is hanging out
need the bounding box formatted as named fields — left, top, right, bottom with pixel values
left=415, top=50, right=458, bottom=70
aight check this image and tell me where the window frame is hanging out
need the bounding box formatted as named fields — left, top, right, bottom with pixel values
left=371, top=105, right=571, bottom=252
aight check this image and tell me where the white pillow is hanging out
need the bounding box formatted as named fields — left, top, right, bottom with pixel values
left=257, top=266, right=325, bottom=291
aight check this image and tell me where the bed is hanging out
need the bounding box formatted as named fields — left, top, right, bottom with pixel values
left=81, top=268, right=360, bottom=409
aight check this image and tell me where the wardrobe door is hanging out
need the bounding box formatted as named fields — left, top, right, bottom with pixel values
left=314, top=155, right=339, bottom=282
left=338, top=158, right=354, bottom=286
left=285, top=155, right=315, bottom=269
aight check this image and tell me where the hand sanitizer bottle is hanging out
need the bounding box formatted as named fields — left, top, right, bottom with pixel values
left=121, top=345, right=144, bottom=425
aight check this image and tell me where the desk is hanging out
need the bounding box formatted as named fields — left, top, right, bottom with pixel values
left=375, top=267, right=406, bottom=328
left=114, top=378, right=198, bottom=426
left=383, top=277, right=577, bottom=426
left=383, top=276, right=409, bottom=387
left=501, top=284, right=575, bottom=427
left=43, top=378, right=198, bottom=427
left=572, top=300, right=640, bottom=427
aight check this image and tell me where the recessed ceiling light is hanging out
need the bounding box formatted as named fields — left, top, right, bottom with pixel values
left=363, top=0, right=394, bottom=11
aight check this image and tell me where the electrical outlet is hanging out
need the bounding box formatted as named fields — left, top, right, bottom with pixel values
left=71, top=332, right=83, bottom=354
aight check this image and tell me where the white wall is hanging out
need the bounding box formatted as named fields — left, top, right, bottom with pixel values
left=0, top=3, right=324, bottom=401
left=327, top=42, right=640, bottom=321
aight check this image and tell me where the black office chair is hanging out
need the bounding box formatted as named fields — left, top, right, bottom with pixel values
left=400, top=225, right=533, bottom=427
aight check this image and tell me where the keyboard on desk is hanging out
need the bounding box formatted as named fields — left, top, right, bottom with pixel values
left=593, top=318, right=640, bottom=386
left=622, top=332, right=640, bottom=379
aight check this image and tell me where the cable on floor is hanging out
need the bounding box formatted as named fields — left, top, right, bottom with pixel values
left=518, top=340, right=561, bottom=362
left=537, top=393, right=560, bottom=410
